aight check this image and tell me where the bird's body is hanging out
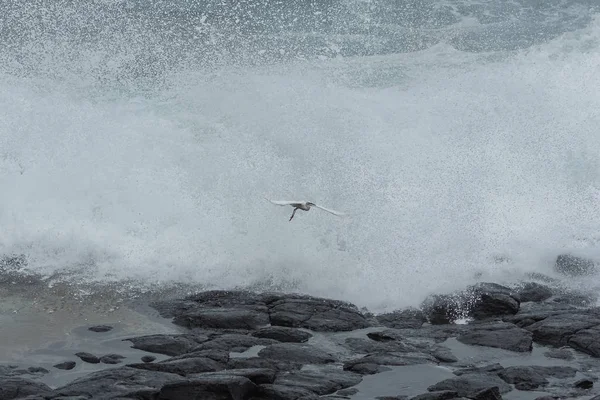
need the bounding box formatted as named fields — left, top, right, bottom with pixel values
left=265, top=198, right=345, bottom=221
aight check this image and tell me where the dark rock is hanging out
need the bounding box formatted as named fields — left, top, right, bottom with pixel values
left=74, top=352, right=100, bottom=364
left=503, top=302, right=577, bottom=328
left=99, top=354, right=125, bottom=364
left=514, top=382, right=538, bottom=391
left=471, top=386, right=502, bottom=400
left=141, top=355, right=156, bottom=363
left=376, top=397, right=409, bottom=400
left=497, top=366, right=577, bottom=389
left=555, top=254, right=596, bottom=276
left=27, top=367, right=48, bottom=374
left=543, top=348, right=574, bottom=360
left=337, top=388, right=359, bottom=396
left=274, top=369, right=362, bottom=395
left=430, top=346, right=458, bottom=363
left=376, top=308, right=427, bottom=329
left=0, top=377, right=52, bottom=400
left=427, top=373, right=511, bottom=397
left=158, top=374, right=256, bottom=400
left=574, top=379, right=593, bottom=389
left=258, top=343, right=336, bottom=364
left=568, top=325, right=600, bottom=357
left=344, top=352, right=438, bottom=373
left=524, top=313, right=600, bottom=347
left=189, top=368, right=276, bottom=385
left=255, top=383, right=319, bottom=400
left=251, top=326, right=312, bottom=343
left=410, top=391, right=459, bottom=400
left=174, top=307, right=271, bottom=330
left=227, top=357, right=302, bottom=372
left=126, top=333, right=210, bottom=356
left=343, top=362, right=381, bottom=375
left=53, top=361, right=76, bottom=370
left=343, top=337, right=414, bottom=354
left=266, top=294, right=370, bottom=332
left=51, top=367, right=185, bottom=398
left=88, top=325, right=113, bottom=333
left=453, top=364, right=505, bottom=376
left=128, top=356, right=224, bottom=376
left=517, top=282, right=553, bottom=303
left=167, top=349, right=230, bottom=364
left=195, top=333, right=277, bottom=352
left=456, top=323, right=533, bottom=352
left=422, top=283, right=520, bottom=324
left=497, top=367, right=547, bottom=389
left=534, top=397, right=558, bottom=400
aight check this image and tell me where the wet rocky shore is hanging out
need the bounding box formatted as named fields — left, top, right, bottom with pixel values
left=2, top=254, right=600, bottom=400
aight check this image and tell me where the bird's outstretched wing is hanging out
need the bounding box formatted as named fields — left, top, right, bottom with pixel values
left=265, top=198, right=305, bottom=207
left=313, top=204, right=345, bottom=216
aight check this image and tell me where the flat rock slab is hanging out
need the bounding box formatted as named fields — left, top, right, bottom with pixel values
left=128, top=356, right=225, bottom=376
left=266, top=294, right=370, bottom=332
left=174, top=307, right=271, bottom=330
left=126, top=333, right=210, bottom=356
left=344, top=351, right=438, bottom=374
left=189, top=368, right=276, bottom=385
left=375, top=308, right=427, bottom=329
left=194, top=333, right=277, bottom=352
left=524, top=313, right=600, bottom=347
left=427, top=373, right=511, bottom=397
left=258, top=343, right=337, bottom=364
left=255, top=383, right=320, bottom=400
left=50, top=367, right=186, bottom=398
left=251, top=326, right=312, bottom=343
left=153, top=290, right=371, bottom=332
left=274, top=369, right=362, bottom=395
left=456, top=323, right=533, bottom=352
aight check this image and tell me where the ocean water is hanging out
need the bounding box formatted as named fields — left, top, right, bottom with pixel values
left=1, top=0, right=600, bottom=312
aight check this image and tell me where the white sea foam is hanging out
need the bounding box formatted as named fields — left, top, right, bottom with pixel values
left=1, top=6, right=600, bottom=312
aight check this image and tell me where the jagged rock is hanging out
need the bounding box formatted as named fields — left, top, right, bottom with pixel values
left=427, top=373, right=511, bottom=397
left=376, top=308, right=427, bottom=329
left=258, top=343, right=336, bottom=364
left=50, top=367, right=185, bottom=398
left=274, top=369, right=362, bottom=395
left=456, top=323, right=533, bottom=352
left=266, top=294, right=370, bottom=332
left=251, top=326, right=312, bottom=343
left=158, top=374, right=256, bottom=399
left=88, top=325, right=113, bottom=333
left=0, top=377, right=52, bottom=400
left=555, top=254, right=596, bottom=276
left=517, top=282, right=553, bottom=303
left=128, top=356, right=224, bottom=376
left=126, top=333, right=210, bottom=356
left=74, top=352, right=99, bottom=364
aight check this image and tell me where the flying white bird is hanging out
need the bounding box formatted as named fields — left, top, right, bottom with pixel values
left=265, top=198, right=345, bottom=221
